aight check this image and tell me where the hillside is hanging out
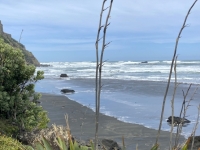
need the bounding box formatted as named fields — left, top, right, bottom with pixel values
left=0, top=21, right=40, bottom=66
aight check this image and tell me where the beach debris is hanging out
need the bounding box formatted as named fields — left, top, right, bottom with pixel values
left=167, top=116, right=190, bottom=125
left=61, top=89, right=75, bottom=94
left=60, top=74, right=68, bottom=77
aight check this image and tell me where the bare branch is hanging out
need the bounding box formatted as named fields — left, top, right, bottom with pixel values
left=104, top=41, right=112, bottom=48
left=103, top=59, right=109, bottom=63
left=174, top=84, right=192, bottom=147
left=95, top=1, right=107, bottom=149
left=103, top=6, right=110, bottom=11
left=19, top=29, right=23, bottom=43
left=169, top=55, right=178, bottom=150
left=95, top=0, right=113, bottom=150
left=101, top=60, right=109, bottom=67
left=185, top=24, right=190, bottom=27
left=106, top=22, right=110, bottom=27
left=96, top=37, right=103, bottom=43
left=155, top=0, right=198, bottom=145
left=99, top=25, right=104, bottom=30
left=104, top=23, right=110, bottom=31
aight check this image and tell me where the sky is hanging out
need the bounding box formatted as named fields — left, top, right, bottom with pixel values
left=0, top=0, right=200, bottom=62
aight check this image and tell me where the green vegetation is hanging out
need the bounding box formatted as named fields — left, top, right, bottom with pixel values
left=0, top=38, right=49, bottom=135
left=0, top=0, right=198, bottom=149
left=0, top=133, right=93, bottom=150
left=0, top=133, right=27, bottom=150
left=0, top=118, right=18, bottom=137
left=33, top=134, right=93, bottom=150
left=0, top=31, right=40, bottom=66
left=31, top=123, right=94, bottom=150
left=0, top=123, right=94, bottom=150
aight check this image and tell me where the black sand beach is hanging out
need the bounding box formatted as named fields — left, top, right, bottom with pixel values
left=39, top=93, right=185, bottom=150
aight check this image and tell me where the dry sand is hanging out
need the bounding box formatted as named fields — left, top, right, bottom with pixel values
left=39, top=93, right=185, bottom=150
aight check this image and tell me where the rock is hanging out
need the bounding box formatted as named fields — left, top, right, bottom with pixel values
left=167, top=116, right=190, bottom=125
left=40, top=64, right=51, bottom=67
left=61, top=89, right=75, bottom=93
left=187, top=136, right=200, bottom=150
left=141, top=61, right=148, bottom=63
left=60, top=74, right=68, bottom=77
left=72, top=138, right=121, bottom=150
left=101, top=139, right=122, bottom=150
left=35, top=100, right=41, bottom=104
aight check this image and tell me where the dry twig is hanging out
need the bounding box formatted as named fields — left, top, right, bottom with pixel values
left=169, top=56, right=179, bottom=150
left=95, top=0, right=113, bottom=150
left=155, top=0, right=198, bottom=145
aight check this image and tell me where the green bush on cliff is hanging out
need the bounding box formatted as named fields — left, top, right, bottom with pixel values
left=0, top=38, right=49, bottom=134
left=0, top=134, right=27, bottom=150
left=0, top=118, right=19, bottom=137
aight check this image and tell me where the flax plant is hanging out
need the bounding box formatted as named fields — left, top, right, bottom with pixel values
left=155, top=0, right=198, bottom=147
left=190, top=104, right=200, bottom=150
left=169, top=56, right=179, bottom=150
left=95, top=0, right=113, bottom=150
left=174, top=85, right=199, bottom=148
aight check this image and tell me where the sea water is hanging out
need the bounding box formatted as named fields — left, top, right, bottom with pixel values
left=35, top=60, right=200, bottom=138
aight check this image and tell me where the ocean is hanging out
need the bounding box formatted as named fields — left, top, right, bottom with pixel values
left=35, top=60, right=200, bottom=138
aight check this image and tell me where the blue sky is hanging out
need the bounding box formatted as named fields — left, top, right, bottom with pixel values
left=0, top=0, right=200, bottom=62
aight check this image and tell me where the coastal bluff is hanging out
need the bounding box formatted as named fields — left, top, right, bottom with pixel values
left=0, top=21, right=40, bottom=66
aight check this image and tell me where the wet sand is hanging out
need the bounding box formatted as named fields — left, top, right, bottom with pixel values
left=39, top=93, right=185, bottom=150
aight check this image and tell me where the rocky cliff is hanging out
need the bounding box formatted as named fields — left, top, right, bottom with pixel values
left=0, top=21, right=40, bottom=66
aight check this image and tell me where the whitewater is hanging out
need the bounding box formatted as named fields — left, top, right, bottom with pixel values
left=35, top=60, right=200, bottom=137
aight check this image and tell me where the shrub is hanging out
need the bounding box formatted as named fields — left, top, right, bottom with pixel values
left=0, top=38, right=49, bottom=134
left=0, top=134, right=27, bottom=150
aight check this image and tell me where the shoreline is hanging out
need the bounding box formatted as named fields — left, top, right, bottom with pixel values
left=39, top=93, right=185, bottom=150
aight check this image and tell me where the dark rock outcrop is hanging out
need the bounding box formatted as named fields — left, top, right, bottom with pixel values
left=0, top=21, right=40, bottom=66
left=167, top=116, right=190, bottom=125
left=61, top=89, right=75, bottom=93
left=60, top=74, right=68, bottom=77
left=101, top=139, right=122, bottom=150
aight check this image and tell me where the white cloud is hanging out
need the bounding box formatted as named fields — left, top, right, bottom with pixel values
left=0, top=0, right=199, bottom=57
